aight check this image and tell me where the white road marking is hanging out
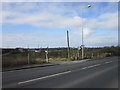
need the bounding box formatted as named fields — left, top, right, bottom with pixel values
left=76, top=64, right=101, bottom=71
left=81, top=67, right=88, bottom=70
left=104, top=61, right=113, bottom=64
left=87, top=64, right=101, bottom=69
left=18, top=70, right=72, bottom=85
left=17, top=60, right=114, bottom=85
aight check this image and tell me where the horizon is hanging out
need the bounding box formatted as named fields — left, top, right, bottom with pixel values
left=1, top=45, right=119, bottom=49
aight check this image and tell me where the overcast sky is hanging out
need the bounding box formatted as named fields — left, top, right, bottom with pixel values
left=1, top=2, right=118, bottom=48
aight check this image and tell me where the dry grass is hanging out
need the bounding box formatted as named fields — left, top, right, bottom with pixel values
left=2, top=53, right=46, bottom=67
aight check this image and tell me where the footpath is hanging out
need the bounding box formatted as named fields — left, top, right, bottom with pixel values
left=2, top=63, right=58, bottom=72
left=2, top=59, right=92, bottom=72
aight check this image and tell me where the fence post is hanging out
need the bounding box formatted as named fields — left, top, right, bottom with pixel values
left=92, top=53, right=94, bottom=58
left=27, top=45, right=30, bottom=64
left=28, top=52, right=30, bottom=64
left=45, top=50, right=48, bottom=63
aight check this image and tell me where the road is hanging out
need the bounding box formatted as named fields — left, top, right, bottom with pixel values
left=2, top=57, right=119, bottom=88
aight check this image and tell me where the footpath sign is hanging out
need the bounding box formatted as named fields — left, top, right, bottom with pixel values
left=81, top=45, right=85, bottom=47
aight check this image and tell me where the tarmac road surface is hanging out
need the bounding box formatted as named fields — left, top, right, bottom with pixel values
left=2, top=56, right=118, bottom=88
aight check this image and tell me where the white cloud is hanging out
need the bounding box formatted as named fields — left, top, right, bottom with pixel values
left=73, top=28, right=94, bottom=37
left=2, top=2, right=118, bottom=30
left=1, top=2, right=118, bottom=47
left=2, top=8, right=118, bottom=30
left=82, top=12, right=118, bottom=30
left=98, top=13, right=118, bottom=30
left=2, top=11, right=84, bottom=28
left=1, top=0, right=119, bottom=2
left=85, top=34, right=118, bottom=47
left=2, top=32, right=67, bottom=48
left=2, top=29, right=118, bottom=48
left=2, top=11, right=118, bottom=31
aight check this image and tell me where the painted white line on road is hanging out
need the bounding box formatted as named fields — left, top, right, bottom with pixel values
left=104, top=61, right=113, bottom=64
left=87, top=64, right=101, bottom=68
left=77, top=64, right=101, bottom=71
left=81, top=67, right=88, bottom=70
left=18, top=70, right=71, bottom=85
left=18, top=60, right=114, bottom=85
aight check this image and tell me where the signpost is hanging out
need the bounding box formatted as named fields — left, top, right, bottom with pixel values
left=81, top=45, right=85, bottom=47
left=81, top=5, right=91, bottom=59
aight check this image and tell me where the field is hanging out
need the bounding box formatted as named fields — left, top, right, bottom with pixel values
left=2, top=46, right=120, bottom=67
